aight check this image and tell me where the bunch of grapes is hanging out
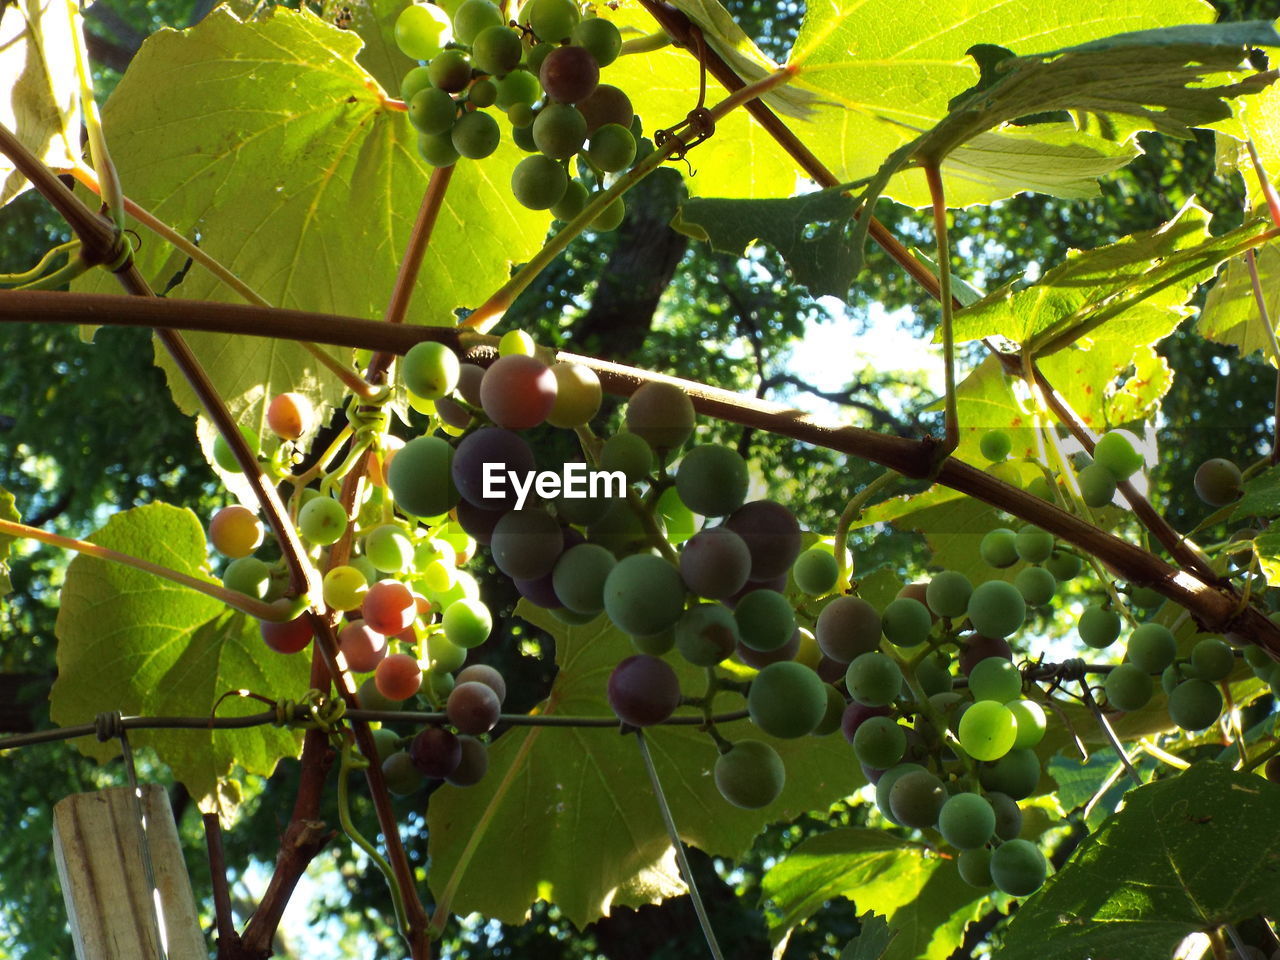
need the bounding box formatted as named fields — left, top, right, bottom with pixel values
left=395, top=0, right=640, bottom=226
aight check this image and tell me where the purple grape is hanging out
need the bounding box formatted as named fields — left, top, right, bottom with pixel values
left=607, top=655, right=681, bottom=726
left=724, top=501, right=802, bottom=580
left=452, top=428, right=536, bottom=509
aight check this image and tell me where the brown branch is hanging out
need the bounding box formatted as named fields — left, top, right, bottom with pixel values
left=203, top=813, right=241, bottom=957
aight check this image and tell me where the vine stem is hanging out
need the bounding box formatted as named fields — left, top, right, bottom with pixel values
left=66, top=0, right=124, bottom=229
left=833, top=468, right=900, bottom=591
left=0, top=517, right=295, bottom=621
left=202, top=813, right=240, bottom=954
left=1247, top=140, right=1280, bottom=229
left=460, top=66, right=798, bottom=332
left=1243, top=248, right=1280, bottom=465
left=924, top=163, right=959, bottom=452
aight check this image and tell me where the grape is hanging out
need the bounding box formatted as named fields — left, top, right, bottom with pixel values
left=734, top=589, right=796, bottom=652
left=607, top=654, right=681, bottom=725
left=387, top=435, right=458, bottom=517
left=586, top=123, right=636, bottom=172
left=411, top=726, right=462, bottom=778
left=470, top=23, right=522, bottom=74
left=480, top=354, right=558, bottom=428
left=361, top=526, right=410, bottom=576
left=587, top=499, right=648, bottom=556
left=714, top=740, right=787, bottom=808
left=601, top=431, right=654, bottom=481
left=959, top=634, right=1013, bottom=675
left=675, top=445, right=749, bottom=517
left=456, top=664, right=506, bottom=704
left=966, top=581, right=1026, bottom=639
left=524, top=0, right=579, bottom=42
left=339, top=620, right=387, bottom=673
left=1129, top=585, right=1165, bottom=609
left=925, top=570, right=972, bottom=619
left=604, top=554, right=686, bottom=636
left=969, top=657, right=1022, bottom=702
left=382, top=751, right=424, bottom=795
left=572, top=16, right=622, bottom=65
left=814, top=684, right=846, bottom=736
left=978, top=748, right=1040, bottom=800
left=402, top=65, right=434, bottom=102
left=1014, top=566, right=1056, bottom=607
left=375, top=653, right=424, bottom=701
left=362, top=581, right=416, bottom=635
left=990, top=839, right=1046, bottom=897
left=358, top=676, right=403, bottom=713
left=469, top=77, right=497, bottom=108
left=1044, top=550, right=1082, bottom=582
left=578, top=83, right=633, bottom=133
left=402, top=341, right=460, bottom=400
left=540, top=45, right=599, bottom=103
left=881, top=597, right=932, bottom=647
left=815, top=596, right=882, bottom=663
left=724, top=500, right=803, bottom=580
left=979, top=528, right=1018, bottom=568
left=552, top=543, right=616, bottom=614
left=853, top=716, right=906, bottom=770
left=889, top=769, right=946, bottom=829
left=442, top=597, right=493, bottom=648
left=298, top=496, right=346, bottom=546
left=446, top=680, right=501, bottom=734
left=547, top=362, right=602, bottom=427
left=624, top=382, right=696, bottom=454
left=222, top=557, right=270, bottom=599
left=551, top=180, right=589, bottom=221
left=435, top=396, right=472, bottom=431
left=1078, top=605, right=1121, bottom=649
left=452, top=428, right=535, bottom=510
left=845, top=652, right=902, bottom=707
left=1094, top=430, right=1144, bottom=480
left=428, top=49, right=472, bottom=92
left=957, top=847, right=993, bottom=887
left=747, top=662, right=827, bottom=738
left=1127, top=622, right=1176, bottom=673
left=209, top=506, right=263, bottom=559
left=212, top=425, right=259, bottom=473
left=657, top=486, right=696, bottom=545
left=409, top=87, right=457, bottom=135
left=675, top=603, right=739, bottom=666
left=840, top=702, right=892, bottom=743
left=957, top=700, right=1017, bottom=761
left=370, top=728, right=401, bottom=765
left=443, top=735, right=488, bottom=786
left=917, top=652, right=954, bottom=696
left=1078, top=462, right=1117, bottom=507
left=260, top=616, right=313, bottom=654
left=679, top=527, right=751, bottom=600
left=452, top=0, right=502, bottom=42
left=1244, top=644, right=1273, bottom=673
left=511, top=154, right=569, bottom=210
left=1191, top=636, right=1235, bottom=681
left=419, top=130, right=460, bottom=167
left=979, top=429, right=1012, bottom=461
left=266, top=391, right=312, bottom=440
left=1195, top=457, right=1244, bottom=506
left=1104, top=662, right=1153, bottom=711
left=496, top=68, right=540, bottom=108
left=490, top=508, right=564, bottom=580
left=396, top=3, right=453, bottom=59
left=1006, top=699, right=1046, bottom=749
left=792, top=548, right=839, bottom=596
left=532, top=102, right=587, bottom=159
left=1014, top=525, right=1054, bottom=564
left=426, top=633, right=467, bottom=675
left=984, top=791, right=1021, bottom=841
left=591, top=197, right=625, bottom=232
left=1168, top=678, right=1223, bottom=731
left=324, top=565, right=369, bottom=612
left=939, top=792, right=996, bottom=849
left=871, top=762, right=922, bottom=823
left=451, top=110, right=500, bottom=159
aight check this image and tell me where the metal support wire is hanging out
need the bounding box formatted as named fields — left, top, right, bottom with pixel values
left=633, top=730, right=726, bottom=960
left=1077, top=682, right=1143, bottom=786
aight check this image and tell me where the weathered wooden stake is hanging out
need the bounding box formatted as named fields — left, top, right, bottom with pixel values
left=53, top=784, right=208, bottom=960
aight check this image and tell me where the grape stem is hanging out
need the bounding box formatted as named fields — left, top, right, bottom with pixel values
left=1243, top=247, right=1280, bottom=466
left=924, top=163, right=959, bottom=455
left=833, top=469, right=900, bottom=592
left=619, top=30, right=673, bottom=55
left=337, top=736, right=410, bottom=940
left=66, top=0, right=125, bottom=230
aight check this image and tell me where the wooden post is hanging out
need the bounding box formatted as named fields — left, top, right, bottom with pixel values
left=53, top=784, right=209, bottom=960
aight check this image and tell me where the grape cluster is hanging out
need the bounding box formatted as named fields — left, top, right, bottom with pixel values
left=395, top=0, right=640, bottom=225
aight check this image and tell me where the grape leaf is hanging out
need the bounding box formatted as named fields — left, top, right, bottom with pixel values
left=347, top=0, right=417, bottom=95
left=1198, top=242, right=1280, bottom=365
left=1228, top=75, right=1280, bottom=213
left=840, top=913, right=894, bottom=960
left=761, top=828, right=986, bottom=960
left=1253, top=531, right=1280, bottom=586
left=49, top=503, right=309, bottom=803
left=0, top=0, right=81, bottom=208
left=1235, top=465, right=1280, bottom=520
left=426, top=601, right=861, bottom=929
left=998, top=762, right=1280, bottom=960
left=0, top=486, right=18, bottom=597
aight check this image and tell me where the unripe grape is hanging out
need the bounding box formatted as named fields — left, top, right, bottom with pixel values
left=979, top=429, right=1011, bottom=462
left=586, top=123, right=635, bottom=172
left=572, top=16, right=622, bottom=66
left=1014, top=566, right=1056, bottom=607
left=845, top=652, right=902, bottom=707
left=1195, top=457, right=1243, bottom=506
left=925, top=570, right=972, bottom=619
left=591, top=197, right=625, bottom=231
left=266, top=392, right=312, bottom=440
left=874, top=762, right=926, bottom=824
left=410, top=87, right=457, bottom=135
left=1191, top=636, right=1235, bottom=681
left=451, top=109, right=500, bottom=159
left=881, top=597, right=932, bottom=647
left=980, top=528, right=1018, bottom=568
left=966, top=580, right=1026, bottom=639
left=603, top=554, right=686, bottom=636
left=792, top=548, right=839, bottom=596
left=383, top=751, right=424, bottom=795
left=1044, top=549, right=1082, bottom=582
left=938, top=792, right=996, bottom=849
left=978, top=747, right=1041, bottom=800
left=624, top=381, right=695, bottom=454
left=470, top=23, right=522, bottom=75
left=959, top=634, right=1013, bottom=675
left=1104, top=662, right=1153, bottom=711
left=523, top=0, right=579, bottom=42
left=551, top=180, right=589, bottom=221
left=387, top=435, right=458, bottom=517
left=607, top=655, right=681, bottom=725
left=1014, top=525, right=1054, bottom=564
left=426, top=632, right=467, bottom=673
left=533, top=102, right=587, bottom=159
left=396, top=3, right=453, bottom=60
left=889, top=769, right=946, bottom=829
left=364, top=524, right=415, bottom=574
left=496, top=68, right=540, bottom=108
left=958, top=847, right=993, bottom=887
left=323, top=565, right=368, bottom=612
left=402, top=341, right=461, bottom=400
left=419, top=130, right=460, bottom=167
left=601, top=431, right=653, bottom=481
left=969, top=657, right=1022, bottom=703
left=547, top=362, right=602, bottom=427
left=1167, top=677, right=1223, bottom=730
left=511, top=154, right=569, bottom=210
left=853, top=716, right=907, bottom=770
left=358, top=676, right=404, bottom=713
left=714, top=740, right=785, bottom=809
left=552, top=543, right=616, bottom=614
left=747, top=662, right=827, bottom=738
left=1078, top=605, right=1121, bottom=649
left=989, top=791, right=1023, bottom=840
left=1078, top=462, right=1117, bottom=507
left=223, top=556, right=271, bottom=599
left=675, top=444, right=749, bottom=517
left=209, top=505, right=264, bottom=559
left=990, top=839, right=1046, bottom=897
left=734, top=589, right=796, bottom=653
left=442, top=597, right=493, bottom=648
left=1094, top=430, right=1144, bottom=480
left=917, top=652, right=954, bottom=696
left=299, top=495, right=348, bottom=546
left=1006, top=699, right=1046, bottom=749
left=1127, top=622, right=1176, bottom=673
left=452, top=0, right=503, bottom=44
left=957, top=700, right=1017, bottom=761
left=675, top=603, right=739, bottom=666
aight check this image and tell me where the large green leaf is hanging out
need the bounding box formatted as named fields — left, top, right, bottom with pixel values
left=0, top=0, right=81, bottom=208
left=0, top=486, right=18, bottom=597
left=73, top=7, right=548, bottom=472
left=426, top=600, right=861, bottom=928
left=840, top=912, right=895, bottom=960
left=761, top=828, right=987, bottom=960
left=998, top=762, right=1280, bottom=960
left=50, top=504, right=309, bottom=802
left=1198, top=242, right=1280, bottom=365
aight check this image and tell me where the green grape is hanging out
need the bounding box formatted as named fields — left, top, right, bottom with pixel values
left=299, top=495, right=348, bottom=545
left=358, top=676, right=404, bottom=713
left=387, top=435, right=458, bottom=518
left=979, top=429, right=1012, bottom=462
left=409, top=87, right=457, bottom=135
left=495, top=68, right=540, bottom=109
left=525, top=41, right=554, bottom=75
left=925, top=570, right=972, bottom=619
left=532, top=102, right=587, bottom=159
left=675, top=602, right=739, bottom=666
left=428, top=49, right=472, bottom=92
left=625, top=381, right=695, bottom=454
left=442, top=597, right=492, bottom=648
left=747, top=662, right=827, bottom=738
left=966, top=581, right=1026, bottom=639
left=1168, top=678, right=1223, bottom=730
left=1078, top=462, right=1117, bottom=507
left=792, top=548, right=839, bottom=596
left=1044, top=549, right=1082, bottom=582
left=714, top=740, right=785, bottom=809
left=814, top=684, right=846, bottom=736
left=1162, top=662, right=1195, bottom=694
left=551, top=179, right=589, bottom=220
left=586, top=499, right=648, bottom=555
left=881, top=597, right=932, bottom=647
left=401, top=64, right=434, bottom=102
left=1191, top=636, right=1235, bottom=681
left=506, top=102, right=534, bottom=128
left=734, top=589, right=797, bottom=652
left=874, top=762, right=926, bottom=824
left=603, top=554, right=686, bottom=636
left=419, top=130, right=460, bottom=166
left=382, top=751, right=424, bottom=796
left=552, top=542, right=616, bottom=614
left=938, top=792, right=996, bottom=850
left=675, top=444, right=749, bottom=517
left=511, top=154, right=569, bottom=210
left=469, top=24, right=522, bottom=75
left=1014, top=566, right=1056, bottom=607
left=1194, top=457, right=1243, bottom=506
left=426, top=632, right=467, bottom=674
left=657, top=486, right=696, bottom=544
left=917, top=652, right=954, bottom=696
left=600, top=431, right=653, bottom=481
left=1078, top=605, right=1121, bottom=649
left=969, top=657, right=1022, bottom=703
left=349, top=555, right=380, bottom=587
left=468, top=77, right=497, bottom=108
left=979, top=528, right=1018, bottom=568
left=888, top=769, right=946, bottom=829
left=957, top=700, right=1017, bottom=761
left=1104, top=662, right=1153, bottom=711
left=586, top=123, right=635, bottom=172
left=845, top=652, right=903, bottom=707
left=1014, top=525, right=1054, bottom=564
left=223, top=556, right=271, bottom=599
left=323, top=565, right=368, bottom=612
left=1244, top=644, right=1273, bottom=673
left=546, top=361, right=602, bottom=428
left=1006, top=699, right=1046, bottom=749
left=402, top=340, right=461, bottom=400
left=630, top=628, right=674, bottom=655
left=1094, top=430, right=1144, bottom=480
left=1127, top=622, right=1176, bottom=673
left=957, top=847, right=993, bottom=887
left=852, top=716, right=906, bottom=770
left=212, top=425, right=259, bottom=473
left=571, top=17, right=622, bottom=67
left=427, top=668, right=457, bottom=701
left=990, top=839, right=1046, bottom=897
left=395, top=3, right=453, bottom=60
left=591, top=196, right=625, bottom=231
left=1129, top=584, right=1164, bottom=609
left=452, top=0, right=503, bottom=44
left=978, top=747, right=1040, bottom=800
left=1026, top=476, right=1055, bottom=501
left=523, top=0, right=579, bottom=41
left=451, top=110, right=501, bottom=159
left=498, top=329, right=535, bottom=356
left=988, top=791, right=1022, bottom=840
